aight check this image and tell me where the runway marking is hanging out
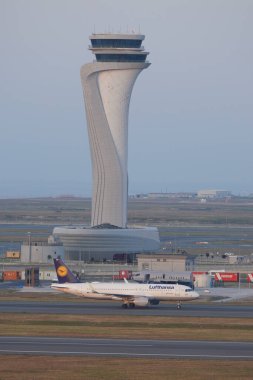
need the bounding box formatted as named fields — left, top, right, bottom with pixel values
left=2, top=337, right=253, bottom=346
left=1, top=341, right=152, bottom=347
left=0, top=349, right=253, bottom=359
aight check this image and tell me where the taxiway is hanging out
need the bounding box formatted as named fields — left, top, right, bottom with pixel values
left=0, top=336, right=252, bottom=359
left=0, top=300, right=253, bottom=318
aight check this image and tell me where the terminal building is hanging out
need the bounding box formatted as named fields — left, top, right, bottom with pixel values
left=21, top=235, right=63, bottom=264
left=197, top=190, right=231, bottom=199
left=137, top=254, right=194, bottom=272
left=53, top=32, right=160, bottom=260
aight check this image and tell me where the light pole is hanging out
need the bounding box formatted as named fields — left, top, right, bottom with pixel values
left=27, top=232, right=31, bottom=263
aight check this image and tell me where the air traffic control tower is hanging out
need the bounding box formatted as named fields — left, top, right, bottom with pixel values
left=53, top=33, right=160, bottom=261
left=82, top=33, right=150, bottom=228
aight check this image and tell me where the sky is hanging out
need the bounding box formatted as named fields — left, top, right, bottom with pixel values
left=0, top=0, right=252, bottom=198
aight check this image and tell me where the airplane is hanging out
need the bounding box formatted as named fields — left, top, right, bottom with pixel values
left=51, top=258, right=200, bottom=309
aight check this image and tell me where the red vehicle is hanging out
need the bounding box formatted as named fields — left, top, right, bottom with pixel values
left=113, top=270, right=133, bottom=281
left=3, top=271, right=21, bottom=281
left=214, top=272, right=239, bottom=282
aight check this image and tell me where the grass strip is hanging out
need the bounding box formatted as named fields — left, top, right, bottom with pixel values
left=0, top=313, right=253, bottom=341
left=0, top=356, right=253, bottom=380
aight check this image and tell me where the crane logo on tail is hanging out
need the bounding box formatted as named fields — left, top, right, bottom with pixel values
left=57, top=265, right=68, bottom=277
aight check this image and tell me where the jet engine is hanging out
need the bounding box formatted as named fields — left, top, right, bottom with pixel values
left=133, top=297, right=149, bottom=307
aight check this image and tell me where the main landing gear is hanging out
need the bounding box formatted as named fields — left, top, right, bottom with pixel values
left=176, top=301, right=182, bottom=310
left=122, top=302, right=135, bottom=309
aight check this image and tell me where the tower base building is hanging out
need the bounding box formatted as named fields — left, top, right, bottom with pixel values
left=53, top=225, right=160, bottom=262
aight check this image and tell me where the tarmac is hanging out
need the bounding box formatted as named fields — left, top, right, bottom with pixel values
left=1, top=336, right=253, bottom=359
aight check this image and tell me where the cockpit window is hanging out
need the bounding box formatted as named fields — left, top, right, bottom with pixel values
left=185, top=289, right=193, bottom=292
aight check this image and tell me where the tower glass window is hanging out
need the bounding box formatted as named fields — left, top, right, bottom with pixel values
left=95, top=53, right=147, bottom=62
left=91, top=39, right=142, bottom=48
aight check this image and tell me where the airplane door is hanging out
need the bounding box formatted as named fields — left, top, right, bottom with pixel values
left=144, top=274, right=150, bottom=282
left=175, top=284, right=180, bottom=297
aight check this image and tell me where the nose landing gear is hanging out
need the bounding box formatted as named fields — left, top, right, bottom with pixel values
left=176, top=301, right=182, bottom=310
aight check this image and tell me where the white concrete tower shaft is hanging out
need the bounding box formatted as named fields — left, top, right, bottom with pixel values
left=80, top=34, right=150, bottom=228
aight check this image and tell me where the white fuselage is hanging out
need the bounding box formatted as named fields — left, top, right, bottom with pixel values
left=51, top=282, right=199, bottom=303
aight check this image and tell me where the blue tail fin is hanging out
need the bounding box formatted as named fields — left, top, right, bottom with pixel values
left=53, top=258, right=80, bottom=284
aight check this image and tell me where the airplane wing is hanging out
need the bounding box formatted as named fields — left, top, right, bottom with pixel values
left=88, top=283, right=150, bottom=306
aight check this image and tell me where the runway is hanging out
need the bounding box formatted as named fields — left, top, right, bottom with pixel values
left=0, top=336, right=252, bottom=358
left=1, top=300, right=253, bottom=318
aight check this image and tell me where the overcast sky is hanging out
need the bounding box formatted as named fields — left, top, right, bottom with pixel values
left=0, top=0, right=252, bottom=197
